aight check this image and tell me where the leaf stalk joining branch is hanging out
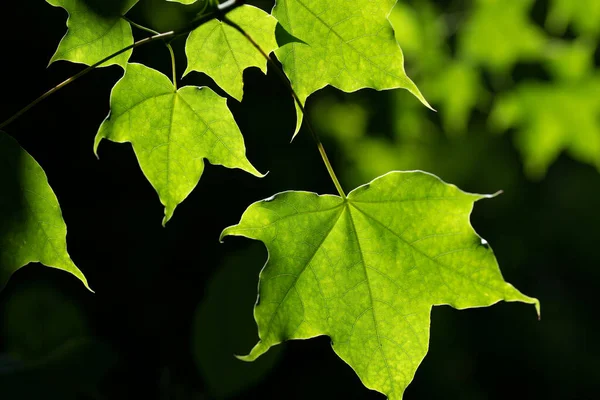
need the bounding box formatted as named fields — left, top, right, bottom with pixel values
left=222, top=16, right=347, bottom=199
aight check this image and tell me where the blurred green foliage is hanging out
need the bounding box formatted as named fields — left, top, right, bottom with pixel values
left=314, top=0, right=600, bottom=181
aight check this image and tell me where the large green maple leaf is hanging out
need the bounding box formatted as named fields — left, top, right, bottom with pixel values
left=272, top=0, right=431, bottom=137
left=185, top=5, right=278, bottom=102
left=0, top=132, right=89, bottom=291
left=222, top=171, right=538, bottom=399
left=95, top=63, right=263, bottom=225
left=46, top=0, right=138, bottom=68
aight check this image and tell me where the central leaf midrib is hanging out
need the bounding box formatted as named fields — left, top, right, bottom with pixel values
left=113, top=92, right=173, bottom=120
left=346, top=203, right=394, bottom=393
left=260, top=204, right=345, bottom=340
left=166, top=93, right=177, bottom=197
left=221, top=23, right=243, bottom=77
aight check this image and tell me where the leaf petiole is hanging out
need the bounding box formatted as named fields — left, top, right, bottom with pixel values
left=222, top=16, right=347, bottom=200
left=167, top=43, right=178, bottom=90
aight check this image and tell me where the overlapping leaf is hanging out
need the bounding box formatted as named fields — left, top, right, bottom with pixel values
left=272, top=0, right=431, bottom=136
left=185, top=5, right=278, bottom=101
left=94, top=63, right=263, bottom=225
left=46, top=0, right=138, bottom=68
left=0, top=132, right=89, bottom=291
left=222, top=171, right=538, bottom=399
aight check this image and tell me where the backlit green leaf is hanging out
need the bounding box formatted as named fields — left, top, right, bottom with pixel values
left=222, top=171, right=538, bottom=399
left=94, top=63, right=263, bottom=225
left=185, top=5, right=278, bottom=101
left=0, top=131, right=89, bottom=291
left=46, top=0, right=138, bottom=68
left=272, top=0, right=431, bottom=137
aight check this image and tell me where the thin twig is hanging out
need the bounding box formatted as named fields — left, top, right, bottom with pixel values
left=0, top=31, right=174, bottom=131
left=0, top=0, right=245, bottom=131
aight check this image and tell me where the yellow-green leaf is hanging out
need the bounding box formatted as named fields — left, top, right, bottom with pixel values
left=95, top=63, right=263, bottom=225
left=46, top=0, right=138, bottom=68
left=185, top=5, right=278, bottom=101
left=272, top=0, right=431, bottom=137
left=222, top=171, right=538, bottom=399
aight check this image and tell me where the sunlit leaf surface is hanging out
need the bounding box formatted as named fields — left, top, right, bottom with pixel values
left=223, top=171, right=538, bottom=399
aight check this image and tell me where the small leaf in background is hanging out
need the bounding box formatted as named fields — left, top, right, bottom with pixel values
left=222, top=171, right=538, bottom=399
left=185, top=5, right=278, bottom=102
left=272, top=0, right=431, bottom=137
left=192, top=243, right=282, bottom=398
left=94, top=63, right=263, bottom=225
left=422, top=61, right=484, bottom=136
left=458, top=0, right=546, bottom=73
left=544, top=39, right=597, bottom=82
left=388, top=1, right=447, bottom=75
left=0, top=132, right=89, bottom=292
left=46, top=0, right=138, bottom=68
left=491, top=79, right=600, bottom=179
left=547, top=0, right=600, bottom=37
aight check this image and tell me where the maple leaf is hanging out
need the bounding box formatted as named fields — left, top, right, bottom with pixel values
left=185, top=5, right=278, bottom=102
left=272, top=0, right=431, bottom=137
left=46, top=0, right=138, bottom=68
left=94, top=63, right=263, bottom=225
left=221, top=171, right=538, bottom=399
left=0, top=131, right=89, bottom=291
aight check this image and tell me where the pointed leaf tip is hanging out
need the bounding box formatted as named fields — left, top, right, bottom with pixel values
left=96, top=63, right=261, bottom=224
left=185, top=5, right=279, bottom=101
left=0, top=131, right=90, bottom=292
left=273, top=0, right=434, bottom=138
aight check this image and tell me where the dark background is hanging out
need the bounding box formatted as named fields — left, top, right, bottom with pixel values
left=1, top=0, right=598, bottom=399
